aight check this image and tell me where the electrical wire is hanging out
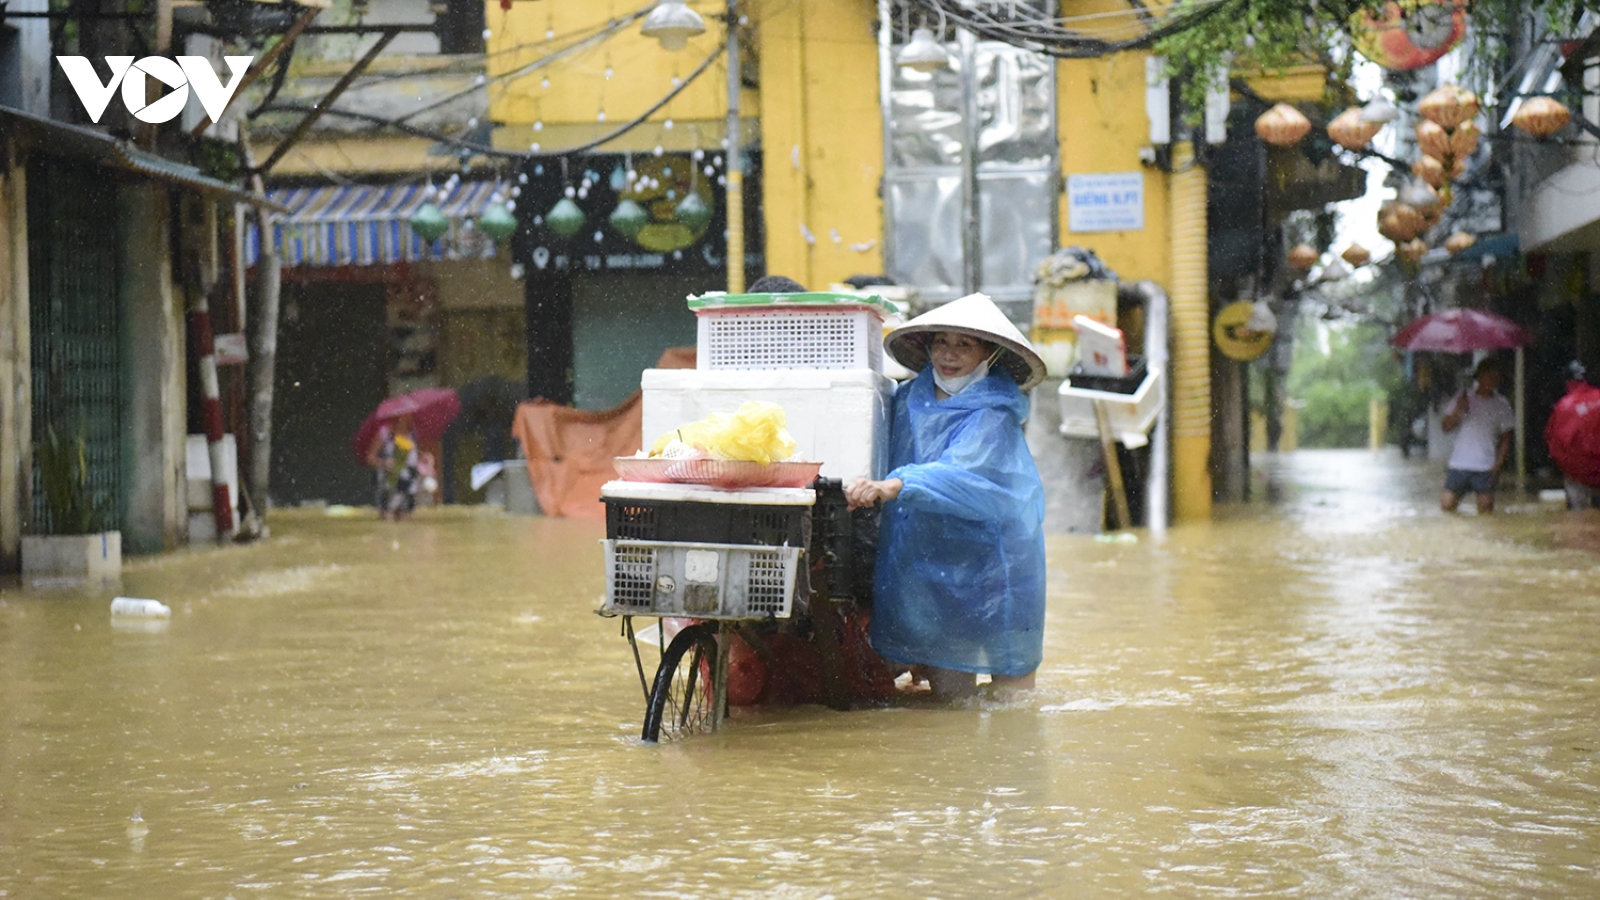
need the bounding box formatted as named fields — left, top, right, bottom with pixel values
left=256, top=42, right=727, bottom=161
left=908, top=0, right=1239, bottom=58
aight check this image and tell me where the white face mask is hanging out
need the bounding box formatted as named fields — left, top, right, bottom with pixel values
left=933, top=350, right=999, bottom=396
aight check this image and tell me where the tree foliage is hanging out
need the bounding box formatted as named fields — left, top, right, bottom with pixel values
left=1153, top=0, right=1596, bottom=112
left=1287, top=317, right=1405, bottom=448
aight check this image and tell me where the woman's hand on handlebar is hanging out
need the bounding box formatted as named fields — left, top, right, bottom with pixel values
left=846, top=477, right=903, bottom=510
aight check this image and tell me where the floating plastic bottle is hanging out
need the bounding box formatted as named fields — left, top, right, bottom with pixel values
left=110, top=597, right=171, bottom=618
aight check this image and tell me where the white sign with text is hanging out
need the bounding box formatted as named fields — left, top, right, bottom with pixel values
left=57, top=55, right=253, bottom=124
left=1067, top=172, right=1145, bottom=233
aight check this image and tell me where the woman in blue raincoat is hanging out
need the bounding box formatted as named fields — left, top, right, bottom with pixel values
left=847, top=293, right=1048, bottom=698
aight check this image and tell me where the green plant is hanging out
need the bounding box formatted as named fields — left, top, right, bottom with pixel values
left=37, top=423, right=111, bottom=535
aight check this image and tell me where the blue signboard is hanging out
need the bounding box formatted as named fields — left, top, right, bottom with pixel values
left=1067, top=172, right=1145, bottom=233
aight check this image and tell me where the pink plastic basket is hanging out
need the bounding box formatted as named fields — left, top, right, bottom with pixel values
left=612, top=457, right=822, bottom=489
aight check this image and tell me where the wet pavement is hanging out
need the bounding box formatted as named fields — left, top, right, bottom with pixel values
left=2, top=449, right=1598, bottom=897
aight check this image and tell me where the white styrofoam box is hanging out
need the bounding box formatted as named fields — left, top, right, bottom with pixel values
left=601, top=480, right=816, bottom=506
left=640, top=368, right=894, bottom=482
left=185, top=434, right=239, bottom=512
left=696, top=308, right=884, bottom=372
left=1058, top=369, right=1165, bottom=448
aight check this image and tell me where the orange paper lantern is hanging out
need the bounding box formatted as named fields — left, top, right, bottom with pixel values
left=1449, top=120, right=1482, bottom=158
left=1327, top=107, right=1383, bottom=150
left=1342, top=243, right=1372, bottom=267
left=1397, top=238, right=1429, bottom=264
left=1513, top=96, right=1571, bottom=137
left=1256, top=103, right=1313, bottom=147
left=1445, top=231, right=1476, bottom=254
left=1288, top=243, right=1320, bottom=271
left=1415, top=120, right=1451, bottom=160
left=1411, top=155, right=1447, bottom=188
left=1418, top=84, right=1480, bottom=130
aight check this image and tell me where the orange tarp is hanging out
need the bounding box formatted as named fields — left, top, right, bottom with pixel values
left=511, top=348, right=695, bottom=519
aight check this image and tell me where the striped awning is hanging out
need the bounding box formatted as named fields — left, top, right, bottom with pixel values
left=246, top=180, right=508, bottom=268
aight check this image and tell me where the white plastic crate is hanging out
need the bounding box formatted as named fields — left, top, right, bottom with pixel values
left=640, top=368, right=894, bottom=482
left=696, top=308, right=884, bottom=372
left=1058, top=369, right=1165, bottom=448
left=602, top=539, right=804, bottom=619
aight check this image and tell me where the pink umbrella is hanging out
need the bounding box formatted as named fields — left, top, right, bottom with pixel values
left=1391, top=307, right=1531, bottom=489
left=350, top=387, right=461, bottom=461
left=1389, top=308, right=1530, bottom=352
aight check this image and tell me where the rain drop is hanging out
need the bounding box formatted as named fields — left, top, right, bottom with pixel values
left=672, top=76, right=682, bottom=87
left=704, top=165, right=714, bottom=176
left=534, top=215, right=543, bottom=225
left=518, top=172, right=529, bottom=184
left=577, top=187, right=588, bottom=199
left=653, top=145, right=664, bottom=156
left=667, top=189, right=676, bottom=200
left=717, top=175, right=727, bottom=186
left=533, top=164, right=543, bottom=175
left=545, top=28, right=555, bottom=40
left=564, top=186, right=575, bottom=198
left=597, top=111, right=607, bottom=122
left=692, top=149, right=704, bottom=160
left=604, top=67, right=614, bottom=79
left=467, top=117, right=478, bottom=128
left=475, top=74, right=486, bottom=86
left=505, top=200, right=516, bottom=211
left=541, top=77, right=550, bottom=90
left=510, top=186, right=521, bottom=197
left=663, top=119, right=674, bottom=130
left=663, top=167, right=672, bottom=177
left=594, top=231, right=603, bottom=242
left=533, top=120, right=543, bottom=131
left=482, top=28, right=492, bottom=41
left=531, top=142, right=541, bottom=152
left=626, top=169, right=637, bottom=181
left=714, top=155, right=723, bottom=166
left=673, top=250, right=683, bottom=260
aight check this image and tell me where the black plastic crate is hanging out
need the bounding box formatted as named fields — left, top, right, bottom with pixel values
left=1067, top=355, right=1147, bottom=395
left=604, top=497, right=811, bottom=548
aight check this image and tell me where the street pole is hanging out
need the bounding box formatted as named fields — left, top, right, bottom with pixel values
left=724, top=0, right=745, bottom=294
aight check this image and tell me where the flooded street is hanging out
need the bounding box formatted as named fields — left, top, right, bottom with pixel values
left=3, top=449, right=1598, bottom=897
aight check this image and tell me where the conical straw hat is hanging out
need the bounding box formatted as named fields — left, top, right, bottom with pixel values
left=885, top=293, right=1047, bottom=391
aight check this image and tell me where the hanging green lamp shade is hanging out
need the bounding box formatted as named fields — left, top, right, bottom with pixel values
left=409, top=200, right=450, bottom=243
left=674, top=192, right=712, bottom=232
left=545, top=197, right=586, bottom=239
left=608, top=198, right=648, bottom=240
left=478, top=200, right=518, bottom=242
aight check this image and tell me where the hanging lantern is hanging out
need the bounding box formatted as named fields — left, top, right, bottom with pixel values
left=1342, top=243, right=1372, bottom=267
left=545, top=197, right=585, bottom=239
left=896, top=27, right=950, bottom=73
left=1415, top=120, right=1451, bottom=160
left=1513, top=96, right=1571, bottom=137
left=1448, top=119, right=1482, bottom=159
left=608, top=198, right=649, bottom=239
left=1379, top=201, right=1426, bottom=243
left=1445, top=231, right=1476, bottom=254
left=1418, top=84, right=1480, bottom=130
left=1327, top=107, right=1383, bottom=151
left=1287, top=243, right=1320, bottom=272
left=640, top=0, right=706, bottom=52
left=1449, top=156, right=1468, bottom=180
left=1397, top=238, right=1429, bottom=265
left=477, top=199, right=518, bottom=242
left=673, top=192, right=712, bottom=231
left=1255, top=103, right=1312, bottom=147
left=1349, top=0, right=1466, bottom=71
left=409, top=200, right=449, bottom=243
left=1411, top=155, right=1447, bottom=188
left=1400, top=179, right=1442, bottom=219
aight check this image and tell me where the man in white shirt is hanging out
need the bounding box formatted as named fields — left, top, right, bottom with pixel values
left=1441, top=358, right=1515, bottom=513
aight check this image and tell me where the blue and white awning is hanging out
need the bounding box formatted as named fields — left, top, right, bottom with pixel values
left=246, top=180, right=508, bottom=268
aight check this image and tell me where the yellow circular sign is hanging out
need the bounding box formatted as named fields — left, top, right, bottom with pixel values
left=1213, top=300, right=1274, bottom=362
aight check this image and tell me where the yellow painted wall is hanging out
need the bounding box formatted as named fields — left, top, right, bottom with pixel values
left=755, top=0, right=883, bottom=289
left=1056, top=49, right=1170, bottom=287
left=487, top=0, right=744, bottom=136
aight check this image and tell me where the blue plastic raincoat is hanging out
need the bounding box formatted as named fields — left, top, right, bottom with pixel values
left=870, top=366, right=1047, bottom=676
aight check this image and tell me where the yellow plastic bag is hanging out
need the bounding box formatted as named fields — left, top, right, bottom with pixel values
left=649, top=401, right=797, bottom=464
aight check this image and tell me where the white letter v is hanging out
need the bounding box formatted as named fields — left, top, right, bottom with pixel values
left=57, top=56, right=134, bottom=123
left=178, top=56, right=253, bottom=124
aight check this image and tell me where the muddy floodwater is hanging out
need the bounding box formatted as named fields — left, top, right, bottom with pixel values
left=3, top=449, right=1599, bottom=897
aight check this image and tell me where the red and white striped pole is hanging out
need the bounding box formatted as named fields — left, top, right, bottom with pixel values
left=189, top=290, right=235, bottom=540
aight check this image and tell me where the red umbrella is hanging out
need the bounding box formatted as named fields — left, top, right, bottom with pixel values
left=1389, top=308, right=1530, bottom=352
left=350, top=387, right=461, bottom=461
left=1546, top=380, right=1600, bottom=488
